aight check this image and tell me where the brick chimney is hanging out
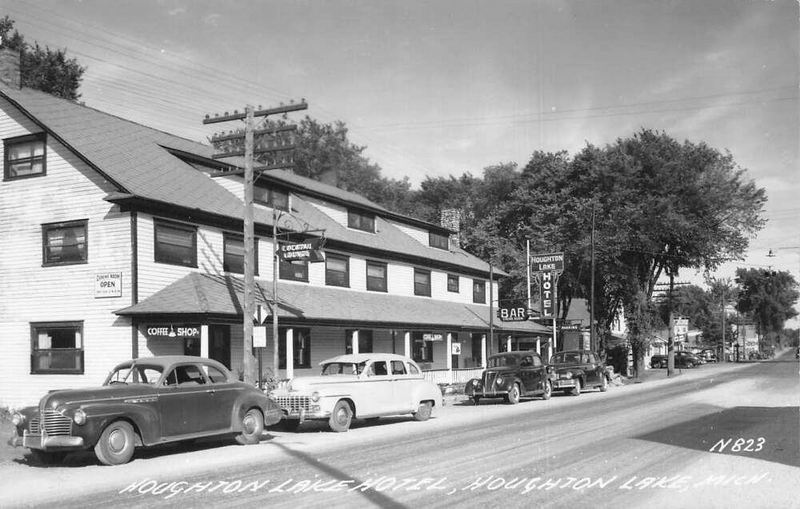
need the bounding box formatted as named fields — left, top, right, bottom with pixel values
left=440, top=208, right=462, bottom=249
left=0, top=44, right=21, bottom=89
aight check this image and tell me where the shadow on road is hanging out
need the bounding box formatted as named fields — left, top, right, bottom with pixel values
left=636, top=406, right=799, bottom=467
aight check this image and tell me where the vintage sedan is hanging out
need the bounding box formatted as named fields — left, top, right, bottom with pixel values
left=550, top=350, right=609, bottom=396
left=269, top=353, right=442, bottom=432
left=650, top=351, right=702, bottom=369
left=465, top=351, right=554, bottom=404
left=9, top=356, right=281, bottom=465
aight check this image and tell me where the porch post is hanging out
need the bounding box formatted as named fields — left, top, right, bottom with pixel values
left=506, top=335, right=512, bottom=352
left=351, top=330, right=359, bottom=355
left=481, top=333, right=487, bottom=368
left=200, top=324, right=209, bottom=358
left=404, top=331, right=411, bottom=358
left=446, top=332, right=453, bottom=384
left=286, top=328, right=294, bottom=379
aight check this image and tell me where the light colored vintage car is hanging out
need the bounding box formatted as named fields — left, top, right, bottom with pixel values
left=9, top=356, right=281, bottom=465
left=270, top=353, right=443, bottom=432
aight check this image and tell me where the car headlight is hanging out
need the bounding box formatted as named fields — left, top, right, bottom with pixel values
left=310, top=391, right=320, bottom=402
left=495, top=377, right=505, bottom=387
left=73, top=409, right=87, bottom=425
left=11, top=413, right=24, bottom=427
left=563, top=372, right=573, bottom=380
left=472, top=379, right=480, bottom=386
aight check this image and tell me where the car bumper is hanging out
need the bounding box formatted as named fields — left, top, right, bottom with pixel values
left=553, top=379, right=577, bottom=390
left=8, top=431, right=84, bottom=450
left=279, top=407, right=329, bottom=422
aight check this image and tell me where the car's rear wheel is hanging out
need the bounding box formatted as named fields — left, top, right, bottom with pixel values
left=94, top=420, right=135, bottom=466
left=506, top=383, right=521, bottom=405
left=235, top=408, right=264, bottom=445
left=571, top=379, right=582, bottom=396
left=541, top=380, right=552, bottom=400
left=329, top=400, right=353, bottom=432
left=30, top=450, right=67, bottom=465
left=413, top=401, right=433, bottom=421
left=599, top=373, right=608, bottom=392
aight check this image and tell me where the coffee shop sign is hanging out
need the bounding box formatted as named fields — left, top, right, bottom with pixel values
left=145, top=325, right=201, bottom=339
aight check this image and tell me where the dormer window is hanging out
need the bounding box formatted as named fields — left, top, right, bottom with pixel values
left=429, top=231, right=449, bottom=250
left=4, top=133, right=46, bottom=180
left=348, top=210, right=375, bottom=233
left=254, top=186, right=289, bottom=211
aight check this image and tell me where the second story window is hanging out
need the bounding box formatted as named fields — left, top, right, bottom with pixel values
left=347, top=210, right=375, bottom=233
left=254, top=186, right=289, bottom=211
left=279, top=259, right=308, bottom=282
left=154, top=220, right=197, bottom=267
left=366, top=261, right=387, bottom=292
left=325, top=254, right=349, bottom=287
left=473, top=279, right=487, bottom=304
left=429, top=231, right=449, bottom=250
left=223, top=233, right=258, bottom=275
left=447, top=274, right=459, bottom=293
left=4, top=133, right=46, bottom=180
left=414, top=268, right=431, bottom=297
left=42, top=220, right=87, bottom=266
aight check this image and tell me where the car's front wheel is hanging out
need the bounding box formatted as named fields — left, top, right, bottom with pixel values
left=599, top=374, right=608, bottom=392
left=506, top=383, right=521, bottom=405
left=329, top=400, right=353, bottom=432
left=94, top=420, right=136, bottom=466
left=413, top=401, right=433, bottom=421
left=235, top=408, right=264, bottom=445
left=571, top=379, right=582, bottom=396
left=541, top=380, right=552, bottom=400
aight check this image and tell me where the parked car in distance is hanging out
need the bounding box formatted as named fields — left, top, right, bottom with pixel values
left=9, top=356, right=281, bottom=465
left=549, top=350, right=609, bottom=396
left=699, top=350, right=717, bottom=363
left=269, top=353, right=442, bottom=432
left=650, top=351, right=702, bottom=369
left=465, top=351, right=553, bottom=405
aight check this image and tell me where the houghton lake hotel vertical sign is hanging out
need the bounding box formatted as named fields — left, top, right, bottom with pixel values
left=95, top=272, right=123, bottom=298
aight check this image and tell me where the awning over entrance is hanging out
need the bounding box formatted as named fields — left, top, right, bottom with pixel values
left=115, top=272, right=550, bottom=334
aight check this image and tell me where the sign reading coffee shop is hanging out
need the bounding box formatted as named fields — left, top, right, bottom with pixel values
left=145, top=325, right=201, bottom=339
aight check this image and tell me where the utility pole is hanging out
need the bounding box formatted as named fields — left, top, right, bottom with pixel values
left=203, top=100, right=307, bottom=386
left=590, top=205, right=596, bottom=353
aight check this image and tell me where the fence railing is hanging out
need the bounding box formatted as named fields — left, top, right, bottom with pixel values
left=423, top=367, right=483, bottom=385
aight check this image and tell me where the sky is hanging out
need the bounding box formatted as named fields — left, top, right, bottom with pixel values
left=2, top=0, right=799, bottom=322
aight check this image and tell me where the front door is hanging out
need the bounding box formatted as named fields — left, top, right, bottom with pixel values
left=519, top=354, right=544, bottom=394
left=209, top=325, right=231, bottom=368
left=159, top=363, right=216, bottom=438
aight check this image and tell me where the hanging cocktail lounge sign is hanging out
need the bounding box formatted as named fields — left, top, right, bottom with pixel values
left=277, top=238, right=326, bottom=262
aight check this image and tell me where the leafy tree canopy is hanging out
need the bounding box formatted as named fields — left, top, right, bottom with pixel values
left=735, top=267, right=799, bottom=338
left=0, top=16, right=85, bottom=100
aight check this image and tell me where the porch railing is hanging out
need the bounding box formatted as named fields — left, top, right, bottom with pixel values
left=423, top=367, right=484, bottom=385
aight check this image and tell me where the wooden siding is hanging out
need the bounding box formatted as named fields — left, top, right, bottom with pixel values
left=0, top=99, right=133, bottom=408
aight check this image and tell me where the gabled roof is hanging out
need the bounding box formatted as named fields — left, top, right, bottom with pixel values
left=115, top=272, right=550, bottom=334
left=0, top=83, right=495, bottom=275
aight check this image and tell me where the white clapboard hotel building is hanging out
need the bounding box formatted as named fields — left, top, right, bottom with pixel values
left=0, top=48, right=549, bottom=407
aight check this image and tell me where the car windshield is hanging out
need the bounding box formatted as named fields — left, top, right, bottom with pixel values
left=551, top=352, right=581, bottom=364
left=105, top=364, right=164, bottom=385
left=321, top=362, right=365, bottom=376
left=487, top=355, right=519, bottom=368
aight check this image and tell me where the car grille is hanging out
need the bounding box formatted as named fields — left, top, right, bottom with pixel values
left=30, top=410, right=72, bottom=436
left=275, top=395, right=310, bottom=412
left=483, top=372, right=498, bottom=389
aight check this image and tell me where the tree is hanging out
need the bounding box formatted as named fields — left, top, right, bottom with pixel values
left=735, top=268, right=799, bottom=349
left=0, top=16, right=85, bottom=100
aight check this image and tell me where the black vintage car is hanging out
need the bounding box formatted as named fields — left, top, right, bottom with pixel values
left=650, top=351, right=701, bottom=369
left=9, top=356, right=281, bottom=465
left=549, top=350, right=609, bottom=396
left=465, top=351, right=554, bottom=404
